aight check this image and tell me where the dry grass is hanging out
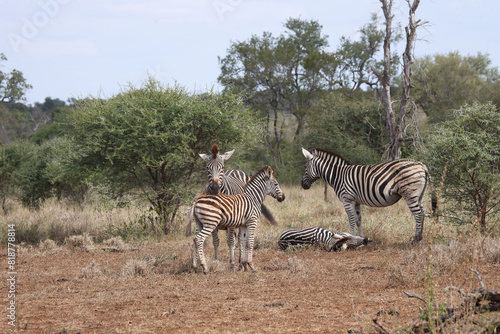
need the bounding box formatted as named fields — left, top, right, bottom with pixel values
left=64, top=233, right=95, bottom=252
left=102, top=236, right=128, bottom=252
left=2, top=183, right=499, bottom=333
left=78, top=261, right=105, bottom=279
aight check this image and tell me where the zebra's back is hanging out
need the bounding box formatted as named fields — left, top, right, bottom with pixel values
left=278, top=227, right=371, bottom=251
left=222, top=169, right=248, bottom=195
left=278, top=227, right=334, bottom=251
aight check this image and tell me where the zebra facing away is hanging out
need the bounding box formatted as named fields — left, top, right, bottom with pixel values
left=192, top=166, right=285, bottom=274
left=278, top=227, right=372, bottom=252
left=301, top=147, right=433, bottom=244
left=193, top=144, right=277, bottom=261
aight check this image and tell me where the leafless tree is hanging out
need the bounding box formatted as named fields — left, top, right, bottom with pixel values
left=374, top=0, right=427, bottom=160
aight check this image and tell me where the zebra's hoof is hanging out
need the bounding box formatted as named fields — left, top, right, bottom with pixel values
left=411, top=237, right=422, bottom=245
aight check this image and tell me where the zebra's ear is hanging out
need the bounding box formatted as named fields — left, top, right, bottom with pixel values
left=221, top=149, right=235, bottom=160
left=302, top=147, right=313, bottom=160
left=265, top=166, right=274, bottom=178
left=199, top=153, right=212, bottom=162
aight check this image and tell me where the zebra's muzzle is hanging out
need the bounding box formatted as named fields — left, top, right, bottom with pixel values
left=277, top=193, right=285, bottom=202
left=208, top=181, right=220, bottom=195
left=301, top=180, right=311, bottom=190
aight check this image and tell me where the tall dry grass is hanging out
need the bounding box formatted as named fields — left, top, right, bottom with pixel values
left=2, top=182, right=498, bottom=249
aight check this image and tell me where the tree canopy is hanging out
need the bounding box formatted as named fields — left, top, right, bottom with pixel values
left=422, top=102, right=500, bottom=231
left=70, top=78, right=260, bottom=233
left=412, top=52, right=500, bottom=123
left=0, top=53, right=32, bottom=104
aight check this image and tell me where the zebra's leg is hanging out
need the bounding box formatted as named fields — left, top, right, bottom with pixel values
left=212, top=228, right=220, bottom=260
left=245, top=222, right=258, bottom=272
left=227, top=228, right=237, bottom=272
left=342, top=201, right=364, bottom=237
left=194, top=226, right=216, bottom=274
left=192, top=237, right=198, bottom=269
left=192, top=215, right=203, bottom=270
left=354, top=202, right=364, bottom=237
left=238, top=226, right=248, bottom=271
left=405, top=196, right=425, bottom=244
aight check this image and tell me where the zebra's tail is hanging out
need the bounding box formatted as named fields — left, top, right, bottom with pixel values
left=261, top=204, right=278, bottom=225
left=427, top=172, right=437, bottom=216
left=184, top=197, right=198, bottom=237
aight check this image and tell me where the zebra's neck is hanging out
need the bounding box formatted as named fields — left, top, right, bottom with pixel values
left=243, top=174, right=267, bottom=204
left=316, top=151, right=349, bottom=191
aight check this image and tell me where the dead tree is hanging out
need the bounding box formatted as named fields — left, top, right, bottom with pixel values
left=374, top=0, right=427, bottom=161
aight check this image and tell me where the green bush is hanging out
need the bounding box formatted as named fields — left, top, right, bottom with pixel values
left=421, top=102, right=500, bottom=231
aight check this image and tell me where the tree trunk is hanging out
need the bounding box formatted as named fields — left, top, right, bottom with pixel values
left=376, top=0, right=424, bottom=161
left=377, top=0, right=399, bottom=160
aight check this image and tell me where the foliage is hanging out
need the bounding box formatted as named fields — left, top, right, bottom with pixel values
left=301, top=92, right=385, bottom=164
left=0, top=138, right=89, bottom=208
left=422, top=102, right=500, bottom=231
left=0, top=140, right=34, bottom=212
left=218, top=16, right=398, bottom=166
left=218, top=18, right=332, bottom=165
left=0, top=53, right=32, bottom=104
left=30, top=104, right=75, bottom=144
left=335, top=13, right=400, bottom=92
left=412, top=52, right=500, bottom=123
left=70, top=78, right=260, bottom=234
left=0, top=97, right=74, bottom=144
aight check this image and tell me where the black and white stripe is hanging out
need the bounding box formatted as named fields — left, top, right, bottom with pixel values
left=197, top=144, right=277, bottom=261
left=192, top=166, right=285, bottom=274
left=278, top=227, right=371, bottom=251
left=302, top=147, right=431, bottom=243
left=199, top=145, right=277, bottom=225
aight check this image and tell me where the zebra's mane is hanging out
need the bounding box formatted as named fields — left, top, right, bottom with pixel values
left=313, top=148, right=351, bottom=165
left=211, top=144, right=219, bottom=158
left=246, top=166, right=274, bottom=185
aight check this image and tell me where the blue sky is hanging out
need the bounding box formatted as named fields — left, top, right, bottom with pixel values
left=1, top=0, right=499, bottom=105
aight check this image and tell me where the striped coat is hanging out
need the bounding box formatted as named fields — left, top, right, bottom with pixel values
left=278, top=227, right=371, bottom=252
left=302, top=148, right=434, bottom=243
left=192, top=166, right=285, bottom=274
left=193, top=144, right=276, bottom=261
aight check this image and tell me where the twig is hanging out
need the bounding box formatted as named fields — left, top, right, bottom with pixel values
left=470, top=268, right=487, bottom=290
left=444, top=286, right=469, bottom=297
left=372, top=318, right=393, bottom=334
left=403, top=290, right=427, bottom=303
left=476, top=313, right=500, bottom=334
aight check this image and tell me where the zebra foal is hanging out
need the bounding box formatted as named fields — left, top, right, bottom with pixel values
left=278, top=227, right=371, bottom=252
left=301, top=147, right=434, bottom=244
left=192, top=166, right=285, bottom=274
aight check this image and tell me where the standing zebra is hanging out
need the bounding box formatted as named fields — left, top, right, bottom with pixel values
left=192, top=166, right=285, bottom=274
left=198, top=144, right=277, bottom=226
left=301, top=147, right=434, bottom=244
left=278, top=227, right=372, bottom=252
left=188, top=144, right=277, bottom=261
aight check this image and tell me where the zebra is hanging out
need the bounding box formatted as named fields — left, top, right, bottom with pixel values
left=278, top=227, right=372, bottom=252
left=199, top=144, right=277, bottom=225
left=192, top=166, right=285, bottom=274
left=301, top=147, right=435, bottom=244
left=189, top=144, right=277, bottom=261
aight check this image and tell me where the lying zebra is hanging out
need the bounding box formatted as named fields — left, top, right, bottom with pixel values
left=278, top=227, right=372, bottom=252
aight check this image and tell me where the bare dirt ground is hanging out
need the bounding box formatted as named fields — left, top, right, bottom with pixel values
left=2, top=238, right=500, bottom=334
